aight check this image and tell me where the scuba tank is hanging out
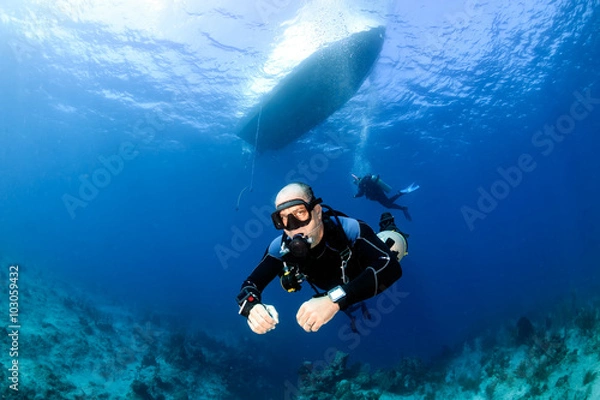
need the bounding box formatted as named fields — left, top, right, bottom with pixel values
left=376, top=230, right=407, bottom=262
left=377, top=212, right=408, bottom=262
left=372, top=174, right=392, bottom=193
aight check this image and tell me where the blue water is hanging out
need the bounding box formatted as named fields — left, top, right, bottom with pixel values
left=1, top=0, right=599, bottom=394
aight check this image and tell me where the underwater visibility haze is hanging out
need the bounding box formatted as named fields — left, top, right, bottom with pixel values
left=1, top=0, right=600, bottom=398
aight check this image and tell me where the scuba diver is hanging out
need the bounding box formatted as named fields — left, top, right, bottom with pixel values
left=235, top=182, right=402, bottom=335
left=352, top=174, right=419, bottom=222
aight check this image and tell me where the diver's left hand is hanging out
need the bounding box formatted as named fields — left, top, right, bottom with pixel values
left=296, top=296, right=340, bottom=333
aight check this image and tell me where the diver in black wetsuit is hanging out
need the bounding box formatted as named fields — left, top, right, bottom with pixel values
left=352, top=174, right=419, bottom=222
left=235, top=182, right=402, bottom=335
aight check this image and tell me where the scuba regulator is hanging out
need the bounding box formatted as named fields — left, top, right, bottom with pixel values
left=279, top=233, right=312, bottom=292
left=286, top=233, right=312, bottom=258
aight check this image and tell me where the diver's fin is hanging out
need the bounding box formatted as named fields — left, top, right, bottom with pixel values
left=400, top=182, right=420, bottom=194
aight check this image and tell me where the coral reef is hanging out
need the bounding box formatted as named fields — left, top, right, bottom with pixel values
left=292, top=295, right=600, bottom=400
left=296, top=351, right=381, bottom=400
left=1, top=262, right=599, bottom=400
left=0, top=265, right=278, bottom=400
left=516, top=316, right=535, bottom=345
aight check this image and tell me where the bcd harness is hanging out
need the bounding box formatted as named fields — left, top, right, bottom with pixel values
left=279, top=204, right=371, bottom=332
left=279, top=205, right=351, bottom=292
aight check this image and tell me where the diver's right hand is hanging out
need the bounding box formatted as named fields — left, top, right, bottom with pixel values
left=247, top=304, right=279, bottom=334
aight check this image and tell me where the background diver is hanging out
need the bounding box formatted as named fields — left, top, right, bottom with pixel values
left=352, top=174, right=419, bottom=221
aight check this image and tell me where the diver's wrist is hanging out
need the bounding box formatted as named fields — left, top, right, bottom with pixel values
left=236, top=285, right=261, bottom=317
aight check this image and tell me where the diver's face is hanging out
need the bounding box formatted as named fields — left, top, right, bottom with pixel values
left=278, top=204, right=312, bottom=230
left=279, top=203, right=323, bottom=247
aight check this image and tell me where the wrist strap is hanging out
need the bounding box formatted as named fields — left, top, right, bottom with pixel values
left=236, top=285, right=261, bottom=317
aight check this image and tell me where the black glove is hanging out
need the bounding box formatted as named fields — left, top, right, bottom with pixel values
left=236, top=283, right=261, bottom=318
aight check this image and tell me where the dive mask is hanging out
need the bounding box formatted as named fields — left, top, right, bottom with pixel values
left=271, top=197, right=322, bottom=230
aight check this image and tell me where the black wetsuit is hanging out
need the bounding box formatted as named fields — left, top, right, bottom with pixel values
left=354, top=176, right=412, bottom=221
left=239, top=217, right=402, bottom=311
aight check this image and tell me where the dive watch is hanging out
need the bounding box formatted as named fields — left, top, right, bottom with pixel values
left=327, top=285, right=346, bottom=303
